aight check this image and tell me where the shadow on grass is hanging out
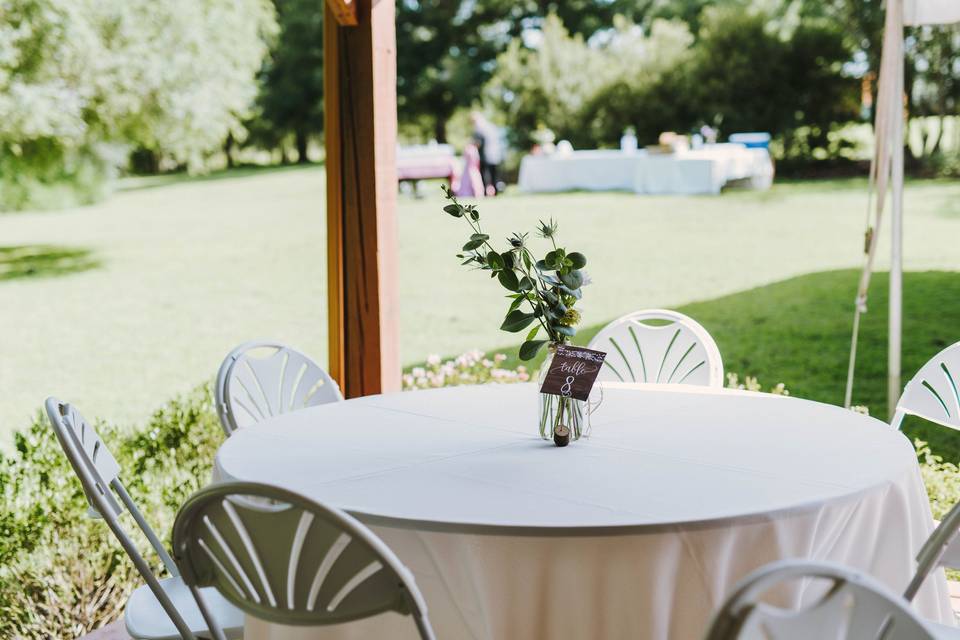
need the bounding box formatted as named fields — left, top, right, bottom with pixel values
left=0, top=245, right=100, bottom=281
left=433, top=269, right=960, bottom=461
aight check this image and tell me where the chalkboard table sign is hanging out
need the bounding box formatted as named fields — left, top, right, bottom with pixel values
left=539, top=345, right=607, bottom=402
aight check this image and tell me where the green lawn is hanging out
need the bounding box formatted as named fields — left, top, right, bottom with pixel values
left=2, top=166, right=959, bottom=458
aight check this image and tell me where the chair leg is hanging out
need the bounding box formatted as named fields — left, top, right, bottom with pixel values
left=412, top=611, right=436, bottom=640
left=103, top=516, right=196, bottom=640
left=188, top=585, right=229, bottom=640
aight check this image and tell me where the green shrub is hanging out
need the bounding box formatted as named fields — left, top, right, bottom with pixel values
left=0, top=385, right=223, bottom=638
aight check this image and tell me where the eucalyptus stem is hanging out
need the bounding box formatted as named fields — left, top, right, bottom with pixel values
left=441, top=185, right=587, bottom=362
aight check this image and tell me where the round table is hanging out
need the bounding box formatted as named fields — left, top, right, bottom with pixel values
left=215, top=383, right=954, bottom=639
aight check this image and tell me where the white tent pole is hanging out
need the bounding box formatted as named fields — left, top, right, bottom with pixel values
left=888, top=24, right=906, bottom=419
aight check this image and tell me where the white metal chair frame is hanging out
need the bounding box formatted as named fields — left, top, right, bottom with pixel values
left=215, top=341, right=343, bottom=436
left=706, top=559, right=935, bottom=640
left=905, top=498, right=960, bottom=602
left=44, top=398, right=197, bottom=639
left=172, top=481, right=436, bottom=640
left=891, top=341, right=960, bottom=431
left=587, top=308, right=724, bottom=387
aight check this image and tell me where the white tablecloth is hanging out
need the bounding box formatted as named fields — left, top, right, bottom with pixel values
left=215, top=384, right=954, bottom=639
left=517, top=144, right=773, bottom=195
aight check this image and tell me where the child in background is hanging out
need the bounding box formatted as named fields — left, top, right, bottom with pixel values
left=453, top=142, right=485, bottom=198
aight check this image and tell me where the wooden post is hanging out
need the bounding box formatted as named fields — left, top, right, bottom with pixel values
left=324, top=0, right=400, bottom=397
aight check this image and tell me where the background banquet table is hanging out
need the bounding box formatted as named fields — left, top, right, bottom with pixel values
left=214, top=383, right=954, bottom=640
left=517, top=144, right=773, bottom=195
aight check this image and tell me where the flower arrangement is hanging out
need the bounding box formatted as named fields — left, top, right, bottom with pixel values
left=440, top=185, right=589, bottom=361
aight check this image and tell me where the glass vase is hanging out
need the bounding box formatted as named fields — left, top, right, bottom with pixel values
left=537, top=347, right=590, bottom=442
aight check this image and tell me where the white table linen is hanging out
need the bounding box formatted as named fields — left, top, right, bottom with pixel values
left=215, top=383, right=954, bottom=639
left=517, top=144, right=773, bottom=195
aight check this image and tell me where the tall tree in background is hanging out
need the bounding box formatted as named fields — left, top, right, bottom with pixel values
left=0, top=0, right=275, bottom=209
left=396, top=0, right=636, bottom=142
left=254, top=0, right=324, bottom=163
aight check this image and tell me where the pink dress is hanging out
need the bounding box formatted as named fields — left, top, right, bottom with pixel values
left=454, top=144, right=485, bottom=198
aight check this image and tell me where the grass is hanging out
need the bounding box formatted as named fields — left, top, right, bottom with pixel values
left=1, top=166, right=959, bottom=455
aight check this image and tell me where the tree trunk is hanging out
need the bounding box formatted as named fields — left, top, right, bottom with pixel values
left=433, top=118, right=447, bottom=144
left=931, top=94, right=947, bottom=155
left=295, top=130, right=310, bottom=164
left=224, top=133, right=235, bottom=169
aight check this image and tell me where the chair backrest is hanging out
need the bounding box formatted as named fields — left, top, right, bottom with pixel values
left=173, top=482, right=434, bottom=640
left=904, top=498, right=960, bottom=601
left=215, top=341, right=343, bottom=436
left=587, top=309, right=723, bottom=387
left=705, top=560, right=935, bottom=640
left=45, top=398, right=195, bottom=639
left=892, top=342, right=960, bottom=431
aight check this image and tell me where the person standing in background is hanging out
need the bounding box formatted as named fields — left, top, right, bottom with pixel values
left=453, top=142, right=485, bottom=198
left=471, top=112, right=504, bottom=196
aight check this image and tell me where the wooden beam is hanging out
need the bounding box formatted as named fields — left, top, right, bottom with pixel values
left=324, top=0, right=400, bottom=397
left=325, top=0, right=357, bottom=26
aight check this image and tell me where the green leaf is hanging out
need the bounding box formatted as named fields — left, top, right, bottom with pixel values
left=544, top=250, right=558, bottom=268
left=525, top=325, right=541, bottom=342
left=518, top=276, right=534, bottom=292
left=508, top=296, right=526, bottom=313
left=462, top=238, right=485, bottom=251
left=486, top=251, right=505, bottom=271
left=535, top=259, right=547, bottom=271
left=501, top=309, right=535, bottom=332
left=568, top=252, right=587, bottom=269
left=559, top=270, right=584, bottom=290
left=498, top=269, right=520, bottom=292
left=519, top=339, right=548, bottom=361
left=559, top=285, right=582, bottom=299
left=470, top=233, right=489, bottom=242
left=501, top=251, right=515, bottom=270
left=443, top=204, right=463, bottom=217
left=552, top=324, right=576, bottom=337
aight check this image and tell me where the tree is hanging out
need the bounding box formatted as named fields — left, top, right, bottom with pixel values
left=689, top=4, right=859, bottom=157
left=0, top=0, right=276, bottom=209
left=396, top=0, right=638, bottom=142
left=906, top=24, right=960, bottom=157
left=580, top=18, right=698, bottom=146
left=252, top=0, right=324, bottom=163
left=486, top=14, right=615, bottom=149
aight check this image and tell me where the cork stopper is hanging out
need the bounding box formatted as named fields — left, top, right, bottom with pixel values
left=553, top=424, right=570, bottom=447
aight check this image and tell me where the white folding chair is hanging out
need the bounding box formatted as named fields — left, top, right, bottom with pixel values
left=904, top=498, right=960, bottom=637
left=45, top=398, right=243, bottom=640
left=172, top=481, right=436, bottom=640
left=215, top=341, right=343, bottom=436
left=587, top=309, right=724, bottom=387
left=891, top=342, right=960, bottom=431
left=705, top=559, right=936, bottom=640
left=906, top=497, right=960, bottom=602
